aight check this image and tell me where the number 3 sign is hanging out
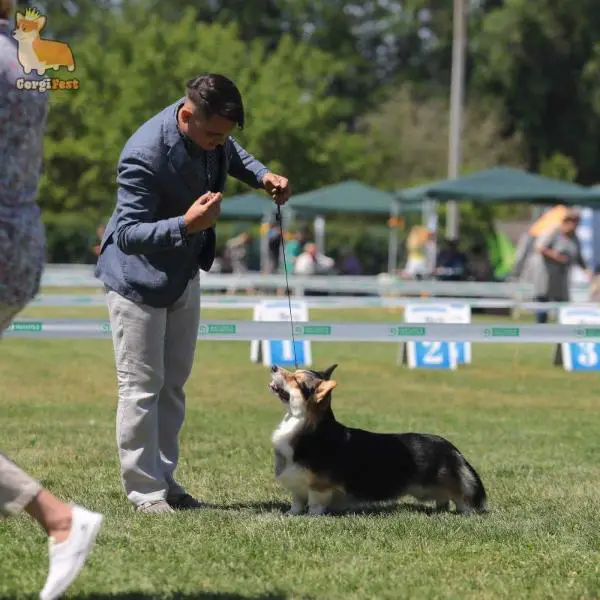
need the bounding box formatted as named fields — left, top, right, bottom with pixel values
left=556, top=306, right=600, bottom=372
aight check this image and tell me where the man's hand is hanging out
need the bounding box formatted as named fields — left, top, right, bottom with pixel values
left=540, top=247, right=568, bottom=265
left=262, top=173, right=291, bottom=205
left=183, top=192, right=222, bottom=233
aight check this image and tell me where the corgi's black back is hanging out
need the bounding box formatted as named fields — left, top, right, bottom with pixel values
left=293, top=410, right=487, bottom=511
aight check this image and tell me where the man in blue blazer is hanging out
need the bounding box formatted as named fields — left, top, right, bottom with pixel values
left=96, top=74, right=290, bottom=513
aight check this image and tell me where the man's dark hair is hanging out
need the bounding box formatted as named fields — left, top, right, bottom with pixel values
left=186, top=74, right=245, bottom=129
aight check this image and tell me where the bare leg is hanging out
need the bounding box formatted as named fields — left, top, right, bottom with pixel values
left=25, top=489, right=73, bottom=543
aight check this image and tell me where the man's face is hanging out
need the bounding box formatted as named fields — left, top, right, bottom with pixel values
left=179, top=102, right=235, bottom=151
left=562, top=216, right=579, bottom=235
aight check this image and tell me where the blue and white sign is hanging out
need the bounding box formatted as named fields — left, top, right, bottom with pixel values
left=250, top=300, right=311, bottom=367
left=447, top=303, right=472, bottom=365
left=403, top=304, right=460, bottom=370
left=557, top=306, right=600, bottom=372
left=411, top=339, right=455, bottom=369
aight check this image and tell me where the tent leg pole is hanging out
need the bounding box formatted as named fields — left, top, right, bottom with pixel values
left=446, top=0, right=467, bottom=240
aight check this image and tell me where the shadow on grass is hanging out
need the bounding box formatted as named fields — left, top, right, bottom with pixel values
left=78, top=593, right=291, bottom=599
left=204, top=499, right=443, bottom=516
left=0, top=594, right=292, bottom=600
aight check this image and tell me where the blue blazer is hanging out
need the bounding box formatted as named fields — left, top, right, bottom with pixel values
left=95, top=98, right=270, bottom=307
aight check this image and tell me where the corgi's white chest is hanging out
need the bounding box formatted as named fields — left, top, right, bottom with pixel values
left=271, top=413, right=304, bottom=459
left=272, top=414, right=310, bottom=497
left=18, top=40, right=41, bottom=71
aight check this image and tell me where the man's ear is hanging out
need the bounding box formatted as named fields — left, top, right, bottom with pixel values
left=179, top=105, right=193, bottom=124
left=321, top=364, right=338, bottom=380
left=314, top=380, right=337, bottom=402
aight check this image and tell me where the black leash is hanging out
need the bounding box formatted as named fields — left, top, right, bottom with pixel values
left=275, top=204, right=299, bottom=369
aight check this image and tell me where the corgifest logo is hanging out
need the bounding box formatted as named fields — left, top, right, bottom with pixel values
left=12, top=7, right=79, bottom=92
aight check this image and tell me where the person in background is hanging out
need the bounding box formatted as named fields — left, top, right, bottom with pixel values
left=588, top=266, right=600, bottom=303
left=402, top=225, right=430, bottom=279
left=468, top=243, right=494, bottom=282
left=225, top=231, right=253, bottom=274
left=282, top=227, right=309, bottom=273
left=224, top=230, right=254, bottom=294
left=92, top=224, right=106, bottom=258
left=294, top=242, right=335, bottom=275
left=0, top=1, right=103, bottom=597
left=266, top=221, right=282, bottom=273
left=434, top=238, right=469, bottom=281
left=533, top=209, right=591, bottom=323
left=338, top=245, right=362, bottom=275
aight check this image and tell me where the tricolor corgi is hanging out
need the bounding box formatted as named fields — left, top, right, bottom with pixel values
left=269, top=364, right=488, bottom=516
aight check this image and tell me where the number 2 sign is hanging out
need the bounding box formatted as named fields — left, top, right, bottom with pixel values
left=401, top=304, right=464, bottom=370
left=413, top=340, right=455, bottom=369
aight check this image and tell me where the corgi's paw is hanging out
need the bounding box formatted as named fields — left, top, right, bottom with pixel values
left=286, top=500, right=306, bottom=516
left=307, top=504, right=329, bottom=516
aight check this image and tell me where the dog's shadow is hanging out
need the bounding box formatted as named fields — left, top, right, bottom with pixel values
left=204, top=500, right=439, bottom=517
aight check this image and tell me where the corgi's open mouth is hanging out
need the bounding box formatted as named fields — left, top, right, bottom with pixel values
left=269, top=382, right=290, bottom=403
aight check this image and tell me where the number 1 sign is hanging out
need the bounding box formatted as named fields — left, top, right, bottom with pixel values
left=555, top=306, right=600, bottom=372
left=250, top=300, right=311, bottom=367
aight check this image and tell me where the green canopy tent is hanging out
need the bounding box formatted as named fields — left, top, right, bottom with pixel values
left=219, top=193, right=291, bottom=271
left=219, top=193, right=280, bottom=219
left=288, top=180, right=422, bottom=272
left=396, top=166, right=600, bottom=278
left=289, top=180, right=403, bottom=215
left=397, top=166, right=600, bottom=205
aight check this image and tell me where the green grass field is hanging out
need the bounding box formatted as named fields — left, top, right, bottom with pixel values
left=1, top=301, right=599, bottom=599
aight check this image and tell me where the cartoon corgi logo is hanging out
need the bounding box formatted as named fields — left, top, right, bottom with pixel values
left=12, top=8, right=79, bottom=93
left=13, top=7, right=75, bottom=75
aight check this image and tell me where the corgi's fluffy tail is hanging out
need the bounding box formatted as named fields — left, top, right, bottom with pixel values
left=459, top=456, right=488, bottom=513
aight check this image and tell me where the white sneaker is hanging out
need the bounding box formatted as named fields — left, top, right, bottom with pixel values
left=39, top=504, right=104, bottom=600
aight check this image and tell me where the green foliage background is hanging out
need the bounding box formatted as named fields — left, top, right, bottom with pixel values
left=16, top=0, right=600, bottom=267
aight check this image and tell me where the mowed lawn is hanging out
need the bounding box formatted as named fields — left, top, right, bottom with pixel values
left=0, top=302, right=599, bottom=599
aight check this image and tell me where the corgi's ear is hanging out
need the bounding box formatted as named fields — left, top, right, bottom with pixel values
left=314, top=379, right=337, bottom=402
left=321, top=364, right=338, bottom=380
left=37, top=15, right=47, bottom=30
left=16, top=12, right=24, bottom=24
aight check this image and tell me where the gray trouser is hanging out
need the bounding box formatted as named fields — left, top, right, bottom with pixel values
left=0, top=305, right=42, bottom=518
left=106, top=275, right=200, bottom=507
left=0, top=453, right=42, bottom=518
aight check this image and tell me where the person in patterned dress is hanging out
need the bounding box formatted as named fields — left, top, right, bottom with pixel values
left=0, top=2, right=103, bottom=598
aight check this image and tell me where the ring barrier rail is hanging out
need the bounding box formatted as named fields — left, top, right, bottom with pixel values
left=5, top=319, right=600, bottom=343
